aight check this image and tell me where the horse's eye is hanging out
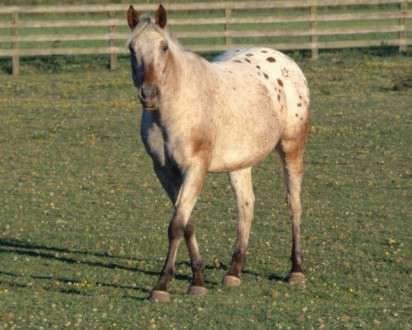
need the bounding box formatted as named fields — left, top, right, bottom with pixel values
left=160, top=42, right=168, bottom=53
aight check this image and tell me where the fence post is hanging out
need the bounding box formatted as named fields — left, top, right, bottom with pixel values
left=108, top=11, right=117, bottom=70
left=399, top=0, right=408, bottom=53
left=224, top=8, right=232, bottom=48
left=310, top=0, right=319, bottom=61
left=12, top=12, right=19, bottom=75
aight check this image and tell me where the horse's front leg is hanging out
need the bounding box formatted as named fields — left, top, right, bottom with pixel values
left=152, top=163, right=207, bottom=297
left=150, top=161, right=207, bottom=302
left=184, top=218, right=207, bottom=297
left=223, top=167, right=255, bottom=287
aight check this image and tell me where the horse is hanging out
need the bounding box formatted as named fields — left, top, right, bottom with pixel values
left=127, top=4, right=310, bottom=302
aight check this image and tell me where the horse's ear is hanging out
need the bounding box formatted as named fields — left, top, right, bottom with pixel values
left=127, top=5, right=139, bottom=30
left=155, top=4, right=167, bottom=29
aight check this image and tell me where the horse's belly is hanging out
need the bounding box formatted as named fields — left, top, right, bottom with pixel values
left=209, top=113, right=282, bottom=172
left=209, top=141, right=278, bottom=172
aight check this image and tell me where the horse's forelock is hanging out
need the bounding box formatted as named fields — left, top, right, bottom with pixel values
left=127, top=16, right=179, bottom=51
left=126, top=21, right=149, bottom=47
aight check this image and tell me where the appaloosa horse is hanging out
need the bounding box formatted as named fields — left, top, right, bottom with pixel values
left=127, top=5, right=310, bottom=302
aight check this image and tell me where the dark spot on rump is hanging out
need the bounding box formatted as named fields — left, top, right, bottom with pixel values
left=277, top=79, right=284, bottom=87
left=234, top=60, right=242, bottom=63
left=295, top=113, right=299, bottom=117
left=299, top=95, right=303, bottom=100
left=228, top=70, right=233, bottom=73
left=235, top=49, right=240, bottom=52
left=277, top=94, right=281, bottom=102
left=263, top=73, right=269, bottom=79
left=300, top=117, right=304, bottom=121
left=245, top=58, right=251, bottom=63
left=267, top=57, right=276, bottom=62
left=261, top=50, right=268, bottom=53
left=246, top=54, right=253, bottom=57
left=256, top=65, right=261, bottom=69
left=297, top=103, right=302, bottom=107
left=245, top=201, right=249, bottom=207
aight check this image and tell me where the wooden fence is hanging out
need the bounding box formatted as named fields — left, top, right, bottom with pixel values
left=0, top=0, right=411, bottom=75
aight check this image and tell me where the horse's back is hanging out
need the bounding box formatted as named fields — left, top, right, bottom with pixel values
left=214, top=47, right=310, bottom=142
left=213, top=47, right=308, bottom=96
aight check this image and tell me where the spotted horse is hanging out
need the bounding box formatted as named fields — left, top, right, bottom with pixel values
left=126, top=5, right=310, bottom=301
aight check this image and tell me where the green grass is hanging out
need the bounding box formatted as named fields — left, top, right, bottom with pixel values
left=0, top=52, right=412, bottom=329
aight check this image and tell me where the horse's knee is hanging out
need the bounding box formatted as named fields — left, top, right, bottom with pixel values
left=168, top=216, right=186, bottom=240
left=184, top=221, right=195, bottom=240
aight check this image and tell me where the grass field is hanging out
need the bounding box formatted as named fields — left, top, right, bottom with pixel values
left=1, top=52, right=412, bottom=329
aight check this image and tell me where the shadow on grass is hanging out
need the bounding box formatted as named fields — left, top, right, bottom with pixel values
left=0, top=237, right=219, bottom=288
left=267, top=273, right=288, bottom=282
left=0, top=236, right=286, bottom=297
left=0, top=237, right=140, bottom=261
left=0, top=270, right=148, bottom=298
left=176, top=260, right=288, bottom=283
left=0, top=238, right=166, bottom=280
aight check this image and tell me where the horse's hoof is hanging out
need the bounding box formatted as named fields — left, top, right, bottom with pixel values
left=149, top=290, right=171, bottom=302
left=188, top=286, right=208, bottom=297
left=288, top=272, right=306, bottom=285
left=223, top=275, right=241, bottom=287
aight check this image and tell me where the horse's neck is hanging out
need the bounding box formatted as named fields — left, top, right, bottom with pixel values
left=160, top=46, right=213, bottom=112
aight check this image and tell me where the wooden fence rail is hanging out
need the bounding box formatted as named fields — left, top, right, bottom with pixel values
left=0, top=0, right=411, bottom=75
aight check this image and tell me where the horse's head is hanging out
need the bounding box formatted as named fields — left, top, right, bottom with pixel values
left=127, top=4, right=171, bottom=110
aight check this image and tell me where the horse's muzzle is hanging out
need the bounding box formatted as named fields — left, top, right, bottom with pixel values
left=139, top=85, right=160, bottom=110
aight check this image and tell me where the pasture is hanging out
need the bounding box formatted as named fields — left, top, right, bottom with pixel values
left=1, top=51, right=412, bottom=328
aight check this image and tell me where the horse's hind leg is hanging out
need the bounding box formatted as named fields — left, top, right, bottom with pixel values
left=277, top=129, right=308, bottom=285
left=223, top=167, right=255, bottom=287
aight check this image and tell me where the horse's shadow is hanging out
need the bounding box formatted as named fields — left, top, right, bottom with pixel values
left=0, top=269, right=149, bottom=301
left=0, top=237, right=157, bottom=299
left=175, top=260, right=286, bottom=282
left=0, top=237, right=287, bottom=298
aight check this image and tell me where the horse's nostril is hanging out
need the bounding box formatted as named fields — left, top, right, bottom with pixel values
left=141, top=85, right=159, bottom=100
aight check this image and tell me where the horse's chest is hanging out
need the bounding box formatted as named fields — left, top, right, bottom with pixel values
left=141, top=112, right=190, bottom=169
left=141, top=114, right=166, bottom=165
